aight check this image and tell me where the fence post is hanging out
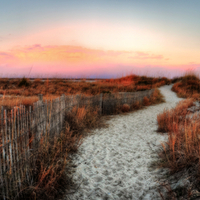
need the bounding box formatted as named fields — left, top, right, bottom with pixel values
left=124, top=92, right=127, bottom=103
left=56, top=97, right=59, bottom=135
left=61, top=94, right=65, bottom=130
left=99, top=93, right=103, bottom=115
left=38, top=94, right=43, bottom=101
left=0, top=106, right=6, bottom=199
left=76, top=94, right=80, bottom=108
left=4, top=109, right=9, bottom=198
left=37, top=94, right=43, bottom=139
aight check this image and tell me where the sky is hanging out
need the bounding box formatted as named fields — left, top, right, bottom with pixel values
left=0, top=0, right=200, bottom=78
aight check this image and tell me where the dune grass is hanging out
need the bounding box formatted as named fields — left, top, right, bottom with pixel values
left=157, top=96, right=200, bottom=199
left=0, top=75, right=170, bottom=98
left=0, top=95, right=60, bottom=110
left=172, top=72, right=200, bottom=99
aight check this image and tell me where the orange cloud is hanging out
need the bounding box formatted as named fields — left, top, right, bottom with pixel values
left=4, top=45, right=133, bottom=65
left=2, top=45, right=167, bottom=66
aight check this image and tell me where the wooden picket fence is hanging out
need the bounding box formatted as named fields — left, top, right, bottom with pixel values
left=0, top=89, right=154, bottom=199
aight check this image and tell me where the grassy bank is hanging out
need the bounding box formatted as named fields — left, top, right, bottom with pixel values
left=157, top=96, right=200, bottom=199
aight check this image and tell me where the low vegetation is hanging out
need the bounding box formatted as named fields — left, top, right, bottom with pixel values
left=17, top=127, right=81, bottom=200
left=172, top=73, right=200, bottom=99
left=157, top=97, right=200, bottom=199
left=0, top=75, right=170, bottom=97
left=0, top=95, right=60, bottom=110
left=0, top=75, right=169, bottom=110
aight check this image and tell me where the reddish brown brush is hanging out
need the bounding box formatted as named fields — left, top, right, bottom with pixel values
left=157, top=98, right=194, bottom=133
left=65, top=106, right=103, bottom=135
left=157, top=97, right=200, bottom=199
left=172, top=73, right=200, bottom=99
left=121, top=104, right=130, bottom=112
left=143, top=96, right=150, bottom=106
left=0, top=95, right=59, bottom=110
left=17, top=126, right=82, bottom=200
left=0, top=75, right=171, bottom=97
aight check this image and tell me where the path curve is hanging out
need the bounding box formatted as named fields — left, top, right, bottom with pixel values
left=66, top=85, right=183, bottom=200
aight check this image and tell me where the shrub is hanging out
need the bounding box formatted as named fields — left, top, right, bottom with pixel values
left=65, top=106, right=102, bottom=135
left=143, top=96, right=150, bottom=106
left=102, top=90, right=111, bottom=94
left=16, top=126, right=82, bottom=200
left=172, top=73, right=200, bottom=98
left=149, top=88, right=165, bottom=104
left=18, top=77, right=30, bottom=87
left=131, top=101, right=142, bottom=110
left=33, top=78, right=42, bottom=84
left=157, top=98, right=194, bottom=133
left=121, top=104, right=130, bottom=112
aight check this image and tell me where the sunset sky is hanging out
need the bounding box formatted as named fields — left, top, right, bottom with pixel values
left=0, top=0, right=200, bottom=78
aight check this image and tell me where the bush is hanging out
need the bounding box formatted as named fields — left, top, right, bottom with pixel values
left=121, top=104, right=130, bottom=112
left=18, top=77, right=30, bottom=87
left=143, top=96, right=150, bottom=106
left=131, top=101, right=142, bottom=110
left=65, top=106, right=102, bottom=135
left=149, top=88, right=165, bottom=104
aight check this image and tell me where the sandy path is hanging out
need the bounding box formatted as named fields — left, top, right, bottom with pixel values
left=66, top=85, right=183, bottom=200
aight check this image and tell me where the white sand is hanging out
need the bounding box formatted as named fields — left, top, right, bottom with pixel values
left=66, top=85, right=184, bottom=200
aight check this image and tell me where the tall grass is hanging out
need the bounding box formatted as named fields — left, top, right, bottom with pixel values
left=0, top=95, right=60, bottom=111
left=172, top=72, right=200, bottom=98
left=157, top=97, right=200, bottom=199
left=13, top=126, right=82, bottom=200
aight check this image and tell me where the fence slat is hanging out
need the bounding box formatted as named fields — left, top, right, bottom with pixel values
left=3, top=110, right=9, bottom=199
left=0, top=107, right=6, bottom=199
left=14, top=107, right=21, bottom=194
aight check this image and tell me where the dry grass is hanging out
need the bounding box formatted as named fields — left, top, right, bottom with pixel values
left=172, top=73, right=200, bottom=99
left=143, top=96, right=150, bottom=106
left=15, top=126, right=82, bottom=200
left=65, top=106, right=104, bottom=136
left=0, top=75, right=167, bottom=111
left=121, top=104, right=130, bottom=112
left=0, top=75, right=171, bottom=97
left=118, top=88, right=165, bottom=114
left=0, top=95, right=60, bottom=111
left=157, top=98, right=194, bottom=133
left=157, top=97, right=200, bottom=199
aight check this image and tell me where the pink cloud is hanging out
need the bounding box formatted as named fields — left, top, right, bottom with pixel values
left=0, top=51, right=14, bottom=59
left=129, top=51, right=164, bottom=60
